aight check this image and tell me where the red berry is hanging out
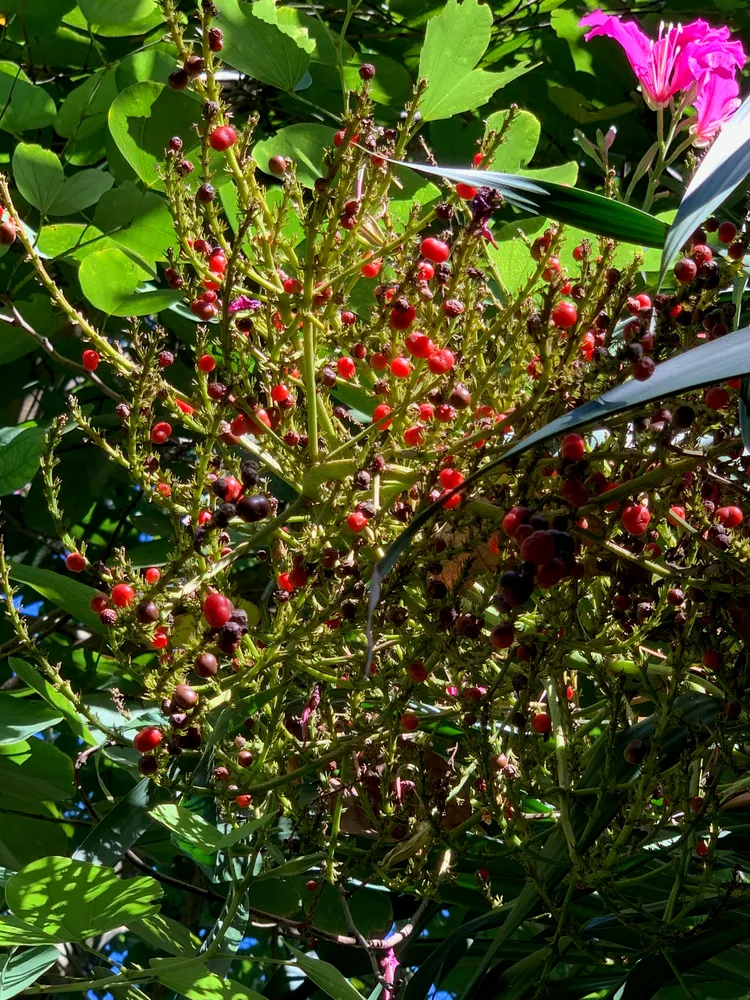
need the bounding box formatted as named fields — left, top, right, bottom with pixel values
left=455, top=182, right=477, bottom=200
left=551, top=301, right=577, bottom=328
left=305, top=878, right=318, bottom=892
left=390, top=356, right=412, bottom=378
left=337, top=356, right=356, bottom=379
left=111, top=583, right=135, bottom=608
left=152, top=628, right=168, bottom=650
left=435, top=404, right=456, bottom=422
left=372, top=403, right=393, bottom=428
left=65, top=551, right=86, bottom=573
left=400, top=712, right=419, bottom=731
left=561, top=433, right=585, bottom=462
left=419, top=402, right=434, bottom=421
left=390, top=304, right=416, bottom=330
left=489, top=623, right=514, bottom=649
left=417, top=260, right=435, bottom=281
left=674, top=258, right=697, bottom=283
left=82, top=349, right=99, bottom=372
left=340, top=310, right=356, bottom=326
left=278, top=572, right=294, bottom=592
left=696, top=840, right=709, bottom=858
left=561, top=479, right=590, bottom=507
left=271, top=384, right=289, bottom=402
left=705, top=386, right=730, bottom=410
left=403, top=424, right=424, bottom=446
left=150, top=421, right=172, bottom=444
left=621, top=504, right=650, bottom=535
left=404, top=332, right=434, bottom=359
left=420, top=237, right=450, bottom=263
left=208, top=27, right=224, bottom=51
left=718, top=221, right=738, bottom=244
left=691, top=243, right=713, bottom=264
left=502, top=506, right=529, bottom=536
left=203, top=592, right=233, bottom=627
left=427, top=348, right=455, bottom=374
left=209, top=125, right=237, bottom=151
left=371, top=352, right=388, bottom=371
left=361, top=259, right=381, bottom=278
left=198, top=354, right=216, bottom=373
left=145, top=567, right=161, bottom=585
left=134, top=726, right=163, bottom=753
left=439, top=467, right=464, bottom=490
left=717, top=506, right=743, bottom=528
left=347, top=511, right=368, bottom=533
left=702, top=650, right=721, bottom=671
left=406, top=660, right=427, bottom=683
left=520, top=530, right=555, bottom=565
left=235, top=794, right=252, bottom=809
left=531, top=713, right=552, bottom=734
left=90, top=594, right=108, bottom=613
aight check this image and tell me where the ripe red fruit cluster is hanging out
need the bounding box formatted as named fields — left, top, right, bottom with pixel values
left=204, top=592, right=233, bottom=627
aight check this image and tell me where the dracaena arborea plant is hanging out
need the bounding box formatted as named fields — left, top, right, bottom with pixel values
left=579, top=11, right=745, bottom=144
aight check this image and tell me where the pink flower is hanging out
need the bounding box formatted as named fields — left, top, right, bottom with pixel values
left=691, top=69, right=741, bottom=146
left=579, top=11, right=745, bottom=124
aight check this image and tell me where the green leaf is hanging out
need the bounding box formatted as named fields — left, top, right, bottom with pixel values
left=8, top=561, right=102, bottom=631
left=6, top=857, right=162, bottom=940
left=0, top=739, right=75, bottom=802
left=311, top=883, right=392, bottom=939
left=54, top=68, right=119, bottom=165
left=49, top=168, right=114, bottom=216
left=131, top=913, right=200, bottom=957
left=93, top=183, right=176, bottom=261
left=0, top=425, right=45, bottom=496
left=255, top=854, right=325, bottom=880
left=659, top=91, right=750, bottom=286
left=151, top=958, right=266, bottom=1000
left=150, top=802, right=272, bottom=853
left=287, top=945, right=364, bottom=1000
left=9, top=658, right=95, bottom=745
left=0, top=916, right=68, bottom=947
left=214, top=0, right=311, bottom=92
left=0, top=694, right=62, bottom=744
left=108, top=82, right=202, bottom=190
left=254, top=124, right=336, bottom=188
left=484, top=109, right=540, bottom=172
left=74, top=777, right=167, bottom=867
left=418, top=0, right=531, bottom=121
left=0, top=945, right=59, bottom=999
left=78, top=247, right=180, bottom=316
left=0, top=63, right=57, bottom=133
left=77, top=0, right=157, bottom=25
left=391, top=159, right=666, bottom=247
left=0, top=805, right=68, bottom=871
left=12, top=143, right=64, bottom=216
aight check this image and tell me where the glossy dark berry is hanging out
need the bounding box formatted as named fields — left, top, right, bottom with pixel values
left=359, top=62, right=376, bottom=80
left=237, top=494, right=271, bottom=522
left=136, top=600, right=160, bottom=624
left=195, top=652, right=218, bottom=677
left=168, top=68, right=189, bottom=91
left=197, top=183, right=215, bottom=203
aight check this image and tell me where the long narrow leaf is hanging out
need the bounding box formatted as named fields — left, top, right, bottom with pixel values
left=367, top=324, right=750, bottom=669
left=659, top=93, right=750, bottom=285
left=380, top=159, right=667, bottom=248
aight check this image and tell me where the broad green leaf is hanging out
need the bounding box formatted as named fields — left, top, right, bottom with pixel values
left=151, top=958, right=266, bottom=1000
left=79, top=247, right=180, bottom=316
left=0, top=63, right=57, bottom=133
left=0, top=916, right=69, bottom=947
left=484, top=109, right=540, bottom=173
left=74, top=778, right=167, bottom=867
left=0, top=425, right=45, bottom=495
left=214, top=0, right=310, bottom=92
left=0, top=694, right=62, bottom=744
left=49, top=169, right=114, bottom=216
left=0, top=739, right=75, bottom=802
left=12, top=144, right=64, bottom=216
left=77, top=0, right=157, bottom=25
left=54, top=68, right=119, bottom=165
left=8, top=561, right=102, bottom=631
left=550, top=8, right=594, bottom=74
left=255, top=853, right=325, bottom=880
left=132, top=913, right=200, bottom=957
left=6, top=857, right=162, bottom=939
left=659, top=91, right=750, bottom=286
left=93, top=183, right=176, bottom=261
left=311, top=883, right=392, bottom=939
left=65, top=3, right=163, bottom=36
left=151, top=802, right=271, bottom=853
left=418, top=0, right=530, bottom=121
left=0, top=945, right=59, bottom=999
left=390, top=158, right=667, bottom=248
left=0, top=803, right=68, bottom=871
left=8, top=658, right=95, bottom=745
left=287, top=946, right=364, bottom=1000
left=254, top=124, right=336, bottom=188
left=108, top=82, right=202, bottom=189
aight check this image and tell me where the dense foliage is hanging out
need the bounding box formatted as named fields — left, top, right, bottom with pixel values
left=2, top=2, right=750, bottom=999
